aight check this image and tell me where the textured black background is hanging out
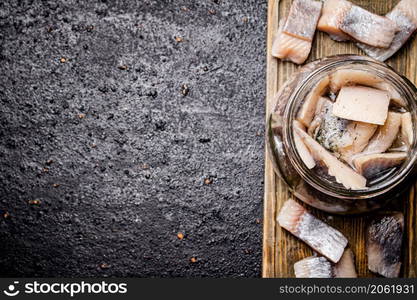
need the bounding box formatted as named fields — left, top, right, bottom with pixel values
left=0, top=0, right=266, bottom=277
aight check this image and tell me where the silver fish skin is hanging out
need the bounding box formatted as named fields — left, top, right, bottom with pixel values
left=283, top=0, right=323, bottom=41
left=277, top=199, right=348, bottom=263
left=340, top=5, right=399, bottom=48
left=367, top=212, right=404, bottom=278
left=294, top=256, right=333, bottom=278
left=357, top=8, right=417, bottom=61
left=294, top=249, right=358, bottom=278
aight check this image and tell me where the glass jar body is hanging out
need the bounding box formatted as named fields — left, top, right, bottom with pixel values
left=267, top=55, right=417, bottom=214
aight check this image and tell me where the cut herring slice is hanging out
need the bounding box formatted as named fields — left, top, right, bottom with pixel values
left=277, top=199, right=348, bottom=263
left=294, top=121, right=367, bottom=190
left=332, top=86, right=390, bottom=125
left=353, top=152, right=407, bottom=179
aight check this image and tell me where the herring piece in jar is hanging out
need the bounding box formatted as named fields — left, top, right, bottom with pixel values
left=329, top=69, right=383, bottom=93
left=353, top=152, right=407, bottom=179
left=272, top=19, right=312, bottom=64
left=277, top=199, right=348, bottom=263
left=294, top=121, right=367, bottom=190
left=339, top=5, right=398, bottom=48
left=357, top=2, right=417, bottom=62
left=297, top=76, right=330, bottom=127
left=332, top=86, right=390, bottom=125
left=367, top=212, right=404, bottom=278
left=294, top=249, right=357, bottom=278
left=314, top=101, right=377, bottom=161
left=294, top=128, right=316, bottom=169
left=283, top=0, right=323, bottom=42
left=362, top=112, right=402, bottom=155
left=308, top=97, right=331, bottom=137
left=337, top=122, right=378, bottom=163
left=317, top=0, right=353, bottom=41
left=401, top=112, right=413, bottom=146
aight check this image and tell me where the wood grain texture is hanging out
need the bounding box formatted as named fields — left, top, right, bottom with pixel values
left=263, top=0, right=417, bottom=278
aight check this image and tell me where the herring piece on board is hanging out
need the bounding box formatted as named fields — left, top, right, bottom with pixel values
left=317, top=0, right=352, bottom=41
left=294, top=249, right=357, bottom=278
left=396, top=0, right=417, bottom=25
left=401, top=112, right=413, bottom=146
left=294, top=122, right=367, bottom=190
left=294, top=256, right=333, bottom=278
left=362, top=112, right=402, bottom=155
left=277, top=199, right=348, bottom=263
left=353, top=152, right=407, bottom=179
left=357, top=5, right=417, bottom=62
left=283, top=0, right=323, bottom=42
left=333, top=249, right=357, bottom=278
left=340, top=5, right=399, bottom=48
left=272, top=19, right=312, bottom=64
left=332, top=86, right=390, bottom=125
left=367, top=212, right=404, bottom=278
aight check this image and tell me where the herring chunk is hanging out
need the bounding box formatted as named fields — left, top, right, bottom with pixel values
left=340, top=5, right=398, bottom=48
left=283, top=0, right=323, bottom=41
left=329, top=69, right=383, bottom=93
left=294, top=256, right=333, bottom=278
left=297, top=76, right=330, bottom=127
left=401, top=112, right=413, bottom=146
left=294, top=122, right=367, bottom=190
left=294, top=128, right=316, bottom=169
left=332, top=86, right=390, bottom=125
left=367, top=213, right=404, bottom=278
left=353, top=152, right=407, bottom=179
left=272, top=19, right=312, bottom=64
left=317, top=0, right=352, bottom=41
left=277, top=199, right=348, bottom=263
left=357, top=6, right=417, bottom=62
left=362, top=112, right=402, bottom=155
left=333, top=249, right=357, bottom=278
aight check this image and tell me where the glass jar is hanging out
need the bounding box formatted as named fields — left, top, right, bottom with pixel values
left=267, top=55, right=417, bottom=214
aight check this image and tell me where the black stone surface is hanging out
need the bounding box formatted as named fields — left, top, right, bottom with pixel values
left=0, top=0, right=266, bottom=277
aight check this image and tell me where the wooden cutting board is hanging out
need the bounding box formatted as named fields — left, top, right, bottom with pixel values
left=263, top=0, right=417, bottom=278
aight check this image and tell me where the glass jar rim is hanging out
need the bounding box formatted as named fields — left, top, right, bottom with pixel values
left=283, top=56, right=417, bottom=199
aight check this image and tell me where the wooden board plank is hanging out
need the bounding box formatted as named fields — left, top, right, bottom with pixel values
left=263, top=0, right=417, bottom=278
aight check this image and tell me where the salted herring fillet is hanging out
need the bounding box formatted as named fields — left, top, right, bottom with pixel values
left=294, top=257, right=332, bottom=278
left=272, top=19, right=312, bottom=64
left=338, top=121, right=378, bottom=163
left=367, top=212, right=404, bottom=278
left=357, top=2, right=417, bottom=62
left=401, top=112, right=413, bottom=146
left=396, top=0, right=417, bottom=25
left=283, top=0, right=323, bottom=41
left=362, top=112, right=402, bottom=155
left=294, top=121, right=367, bottom=190
left=317, top=0, right=353, bottom=41
left=339, top=5, right=399, bottom=48
left=329, top=69, right=383, bottom=93
left=353, top=152, right=407, bottom=179
left=277, top=199, right=348, bottom=263
left=333, top=249, right=357, bottom=278
left=294, top=129, right=316, bottom=169
left=332, top=86, right=390, bottom=125
left=308, top=97, right=330, bottom=137
left=296, top=76, right=330, bottom=127
left=294, top=249, right=357, bottom=278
